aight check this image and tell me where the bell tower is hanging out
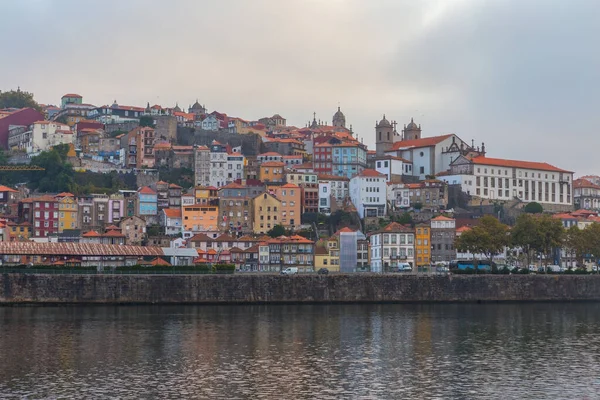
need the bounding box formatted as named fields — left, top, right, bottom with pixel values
left=375, top=115, right=394, bottom=156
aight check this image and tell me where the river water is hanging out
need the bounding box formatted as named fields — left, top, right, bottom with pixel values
left=1, top=303, right=600, bottom=399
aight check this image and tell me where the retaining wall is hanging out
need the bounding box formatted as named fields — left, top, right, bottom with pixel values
left=1, top=274, right=600, bottom=304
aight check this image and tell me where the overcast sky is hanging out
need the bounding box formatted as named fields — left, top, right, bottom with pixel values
left=3, top=0, right=599, bottom=175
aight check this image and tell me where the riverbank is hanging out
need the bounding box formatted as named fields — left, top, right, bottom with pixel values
left=2, top=273, right=600, bottom=304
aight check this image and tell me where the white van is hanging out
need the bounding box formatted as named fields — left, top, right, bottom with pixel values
left=281, top=267, right=298, bottom=275
left=397, top=263, right=412, bottom=272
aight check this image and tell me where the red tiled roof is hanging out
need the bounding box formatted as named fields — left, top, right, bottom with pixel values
left=574, top=178, right=600, bottom=190
left=82, top=231, right=101, bottom=237
left=102, top=230, right=126, bottom=237
left=390, top=134, right=454, bottom=151
left=105, top=224, right=120, bottom=230
left=55, top=192, right=74, bottom=197
left=432, top=215, right=454, bottom=221
left=471, top=156, right=571, bottom=173
left=163, top=208, right=182, bottom=218
left=150, top=257, right=171, bottom=266
left=62, top=93, right=82, bottom=98
left=357, top=169, right=385, bottom=177
left=169, top=183, right=183, bottom=189
left=138, top=186, right=156, bottom=195
left=334, top=227, right=355, bottom=235
left=371, top=222, right=413, bottom=234
left=0, top=185, right=17, bottom=193
left=281, top=183, right=299, bottom=188
left=219, top=182, right=246, bottom=189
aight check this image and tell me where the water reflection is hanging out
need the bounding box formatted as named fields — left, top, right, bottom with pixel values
left=1, top=304, right=600, bottom=399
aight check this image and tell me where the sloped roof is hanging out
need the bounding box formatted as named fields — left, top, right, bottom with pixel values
left=0, top=185, right=17, bottom=193
left=390, top=134, right=454, bottom=151
left=138, top=186, right=156, bottom=195
left=371, top=222, right=413, bottom=234
left=357, top=169, right=385, bottom=178
left=82, top=231, right=101, bottom=237
left=471, top=156, right=571, bottom=173
left=163, top=208, right=182, bottom=218
left=432, top=215, right=454, bottom=221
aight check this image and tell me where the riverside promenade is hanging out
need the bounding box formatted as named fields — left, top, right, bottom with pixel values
left=1, top=273, right=600, bottom=304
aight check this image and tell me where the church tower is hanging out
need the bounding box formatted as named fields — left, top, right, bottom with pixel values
left=332, top=106, right=346, bottom=129
left=402, top=117, right=421, bottom=141
left=375, top=115, right=394, bottom=156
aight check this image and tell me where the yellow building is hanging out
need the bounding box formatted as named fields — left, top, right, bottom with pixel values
left=415, top=223, right=431, bottom=267
left=57, top=194, right=78, bottom=232
left=194, top=186, right=219, bottom=205
left=7, top=221, right=31, bottom=241
left=314, top=237, right=340, bottom=272
left=182, top=204, right=219, bottom=232
left=251, top=192, right=281, bottom=234
left=259, top=161, right=285, bottom=183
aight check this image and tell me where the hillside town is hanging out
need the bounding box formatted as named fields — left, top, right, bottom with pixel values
left=0, top=90, right=596, bottom=271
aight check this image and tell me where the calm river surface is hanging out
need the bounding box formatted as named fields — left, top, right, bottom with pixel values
left=1, top=303, right=600, bottom=399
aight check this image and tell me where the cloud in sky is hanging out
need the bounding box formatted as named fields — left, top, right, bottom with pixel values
left=2, top=0, right=599, bottom=174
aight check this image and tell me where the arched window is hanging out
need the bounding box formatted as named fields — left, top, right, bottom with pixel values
left=387, top=132, right=390, bottom=140
left=379, top=132, right=381, bottom=141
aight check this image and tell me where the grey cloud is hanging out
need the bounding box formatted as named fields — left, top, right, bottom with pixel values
left=1, top=0, right=599, bottom=174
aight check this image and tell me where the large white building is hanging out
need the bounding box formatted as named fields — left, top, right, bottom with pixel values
left=208, top=141, right=245, bottom=188
left=10, top=121, right=75, bottom=156
left=349, top=169, right=387, bottom=218
left=369, top=222, right=416, bottom=272
left=376, top=117, right=485, bottom=179
left=441, top=155, right=574, bottom=211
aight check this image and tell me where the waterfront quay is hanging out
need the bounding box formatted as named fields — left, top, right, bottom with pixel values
left=1, top=273, right=600, bottom=305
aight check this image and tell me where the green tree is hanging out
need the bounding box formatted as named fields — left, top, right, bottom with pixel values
left=0, top=149, right=8, bottom=165
left=29, top=145, right=75, bottom=193
left=511, top=214, right=542, bottom=267
left=565, top=225, right=587, bottom=268
left=267, top=224, right=286, bottom=238
left=0, top=88, right=41, bottom=111
left=455, top=215, right=509, bottom=264
left=397, top=212, right=413, bottom=226
left=139, top=115, right=154, bottom=128
left=535, top=214, right=564, bottom=272
left=524, top=202, right=543, bottom=214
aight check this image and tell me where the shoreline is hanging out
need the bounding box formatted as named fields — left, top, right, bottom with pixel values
left=2, top=273, right=600, bottom=305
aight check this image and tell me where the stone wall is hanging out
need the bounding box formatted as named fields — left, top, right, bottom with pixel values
left=1, top=274, right=600, bottom=304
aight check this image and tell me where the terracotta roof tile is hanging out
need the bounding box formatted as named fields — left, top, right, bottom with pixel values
left=390, top=134, right=454, bottom=151
left=163, top=208, right=182, bottom=218
left=357, top=169, right=385, bottom=178
left=471, top=156, right=571, bottom=173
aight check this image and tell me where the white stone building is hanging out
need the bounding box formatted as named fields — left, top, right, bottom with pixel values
left=12, top=121, right=74, bottom=156
left=443, top=155, right=574, bottom=211
left=349, top=169, right=387, bottom=219
left=374, top=156, right=412, bottom=181
left=369, top=222, right=415, bottom=272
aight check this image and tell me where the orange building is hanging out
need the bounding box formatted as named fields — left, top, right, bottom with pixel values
left=259, top=161, right=285, bottom=183
left=182, top=204, right=219, bottom=233
left=271, top=183, right=302, bottom=230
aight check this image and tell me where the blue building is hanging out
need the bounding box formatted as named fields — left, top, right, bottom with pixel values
left=137, top=186, right=157, bottom=216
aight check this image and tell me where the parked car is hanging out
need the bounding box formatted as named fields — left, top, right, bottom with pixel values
left=317, top=268, right=329, bottom=275
left=398, top=263, right=412, bottom=272
left=281, top=267, right=298, bottom=275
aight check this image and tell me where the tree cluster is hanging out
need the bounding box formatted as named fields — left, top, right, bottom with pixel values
left=455, top=213, right=568, bottom=271
left=0, top=88, right=41, bottom=111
